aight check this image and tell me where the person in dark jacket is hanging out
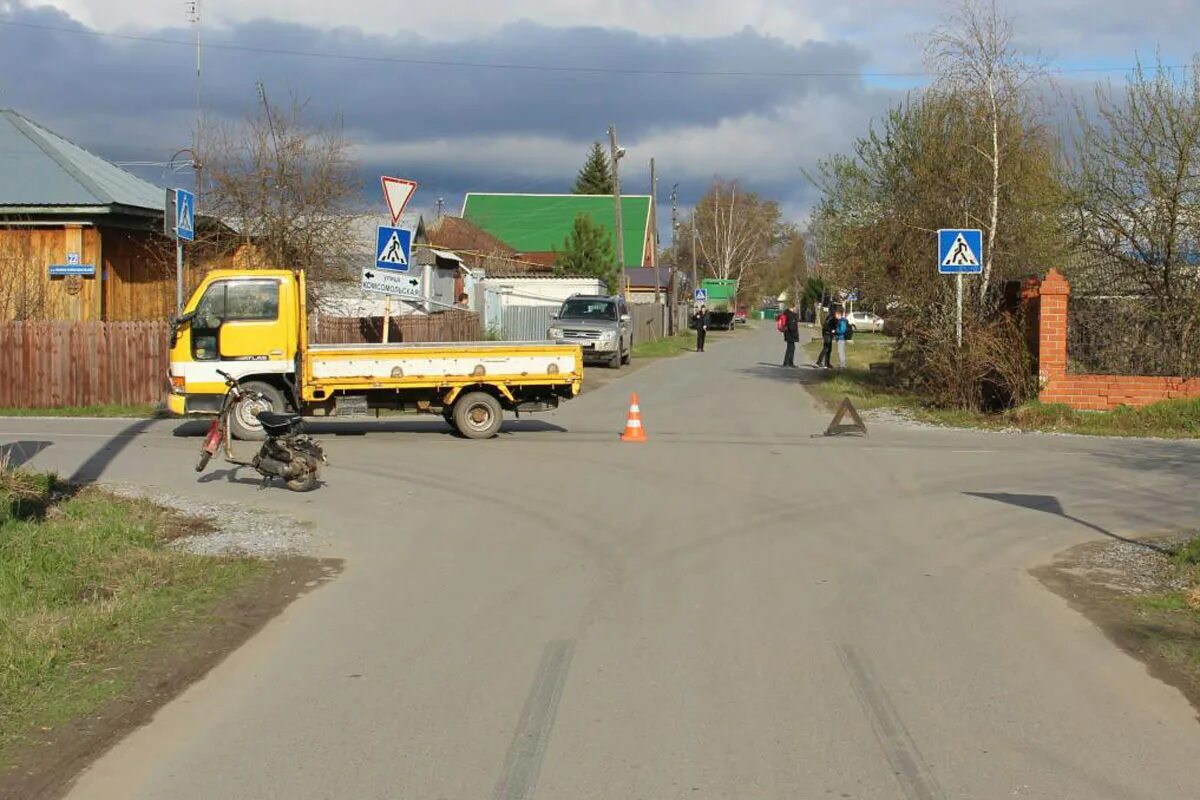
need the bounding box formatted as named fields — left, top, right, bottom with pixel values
left=780, top=302, right=801, bottom=366
left=693, top=305, right=709, bottom=352
left=816, top=308, right=838, bottom=368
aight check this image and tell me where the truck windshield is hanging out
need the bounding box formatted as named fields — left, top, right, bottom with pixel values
left=560, top=300, right=616, bottom=321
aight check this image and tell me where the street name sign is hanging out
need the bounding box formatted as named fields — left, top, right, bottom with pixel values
left=361, top=268, right=421, bottom=299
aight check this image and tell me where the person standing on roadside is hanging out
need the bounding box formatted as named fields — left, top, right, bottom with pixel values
left=816, top=306, right=837, bottom=368
left=780, top=302, right=800, bottom=367
left=693, top=304, right=709, bottom=352
left=833, top=307, right=850, bottom=369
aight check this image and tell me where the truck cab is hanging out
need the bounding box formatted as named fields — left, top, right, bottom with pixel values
left=168, top=269, right=300, bottom=419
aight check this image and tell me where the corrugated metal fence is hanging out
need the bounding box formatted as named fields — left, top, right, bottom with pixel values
left=312, top=311, right=481, bottom=344
left=499, top=306, right=557, bottom=341
left=0, top=321, right=170, bottom=408
left=498, top=304, right=676, bottom=344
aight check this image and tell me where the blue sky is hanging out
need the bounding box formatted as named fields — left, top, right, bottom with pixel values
left=1, top=0, right=1196, bottom=226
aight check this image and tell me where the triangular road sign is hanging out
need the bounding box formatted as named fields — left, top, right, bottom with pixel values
left=381, top=176, right=418, bottom=224
left=825, top=397, right=868, bottom=437
left=941, top=232, right=979, bottom=267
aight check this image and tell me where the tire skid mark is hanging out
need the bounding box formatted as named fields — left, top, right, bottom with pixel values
left=492, top=639, right=575, bottom=800
left=838, top=643, right=946, bottom=800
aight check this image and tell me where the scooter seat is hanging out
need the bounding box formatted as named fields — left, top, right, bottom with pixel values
left=256, top=410, right=301, bottom=429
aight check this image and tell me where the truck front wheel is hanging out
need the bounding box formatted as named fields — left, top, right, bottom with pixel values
left=230, top=381, right=286, bottom=441
left=453, top=392, right=503, bottom=439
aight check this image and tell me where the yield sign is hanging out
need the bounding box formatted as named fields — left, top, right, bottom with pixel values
left=381, top=176, right=418, bottom=224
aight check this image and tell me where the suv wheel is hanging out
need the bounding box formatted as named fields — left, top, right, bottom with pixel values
left=608, top=345, right=622, bottom=369
left=622, top=337, right=632, bottom=365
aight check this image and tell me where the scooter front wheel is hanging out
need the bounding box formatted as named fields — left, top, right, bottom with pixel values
left=195, top=450, right=213, bottom=472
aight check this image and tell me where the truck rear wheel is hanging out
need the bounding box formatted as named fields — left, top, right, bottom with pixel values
left=230, top=382, right=285, bottom=442
left=453, top=392, right=503, bottom=439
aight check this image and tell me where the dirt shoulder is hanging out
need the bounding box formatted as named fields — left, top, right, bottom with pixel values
left=1033, top=534, right=1200, bottom=718
left=0, top=556, right=339, bottom=800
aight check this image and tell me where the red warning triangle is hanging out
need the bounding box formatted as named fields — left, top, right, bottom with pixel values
left=381, top=177, right=418, bottom=224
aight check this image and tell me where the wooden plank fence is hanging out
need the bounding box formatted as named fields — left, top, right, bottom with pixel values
left=0, top=321, right=170, bottom=408
left=0, top=311, right=480, bottom=409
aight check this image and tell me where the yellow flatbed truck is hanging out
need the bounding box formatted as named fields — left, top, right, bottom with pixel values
left=167, top=269, right=583, bottom=439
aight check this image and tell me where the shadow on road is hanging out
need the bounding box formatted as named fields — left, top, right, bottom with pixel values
left=964, top=491, right=1173, bottom=555
left=173, top=418, right=568, bottom=439
left=0, top=440, right=53, bottom=469
left=68, top=418, right=160, bottom=485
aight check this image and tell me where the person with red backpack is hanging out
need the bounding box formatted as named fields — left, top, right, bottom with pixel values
left=777, top=301, right=800, bottom=367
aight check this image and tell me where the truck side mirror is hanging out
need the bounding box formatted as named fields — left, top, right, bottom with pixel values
left=620, top=314, right=631, bottom=322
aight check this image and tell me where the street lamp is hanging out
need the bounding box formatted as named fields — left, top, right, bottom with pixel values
left=608, top=125, right=626, bottom=299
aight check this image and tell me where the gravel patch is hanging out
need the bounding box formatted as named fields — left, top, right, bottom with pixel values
left=1060, top=534, right=1194, bottom=595
left=104, top=483, right=318, bottom=559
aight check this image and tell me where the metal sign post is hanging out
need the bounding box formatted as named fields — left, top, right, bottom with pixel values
left=937, top=229, right=983, bottom=350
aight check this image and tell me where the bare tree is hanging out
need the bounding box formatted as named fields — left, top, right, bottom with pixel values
left=1071, top=56, right=1200, bottom=304
left=690, top=179, right=782, bottom=290
left=202, top=91, right=360, bottom=304
left=925, top=0, right=1045, bottom=299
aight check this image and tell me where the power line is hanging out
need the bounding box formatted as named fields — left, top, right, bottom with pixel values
left=0, top=18, right=1187, bottom=79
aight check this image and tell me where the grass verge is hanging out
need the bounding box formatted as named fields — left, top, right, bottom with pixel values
left=0, top=469, right=265, bottom=767
left=634, top=331, right=701, bottom=359
left=1036, top=534, right=1200, bottom=716
left=0, top=403, right=165, bottom=418
left=802, top=334, right=1200, bottom=438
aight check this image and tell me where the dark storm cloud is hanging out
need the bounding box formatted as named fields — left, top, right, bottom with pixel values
left=0, top=2, right=869, bottom=149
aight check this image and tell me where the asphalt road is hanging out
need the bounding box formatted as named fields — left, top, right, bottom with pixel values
left=5, top=325, right=1200, bottom=799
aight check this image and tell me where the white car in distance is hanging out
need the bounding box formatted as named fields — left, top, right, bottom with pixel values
left=846, top=311, right=884, bottom=333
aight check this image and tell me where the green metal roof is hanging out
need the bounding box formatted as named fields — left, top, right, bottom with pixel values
left=461, top=193, right=652, bottom=268
left=0, top=108, right=165, bottom=212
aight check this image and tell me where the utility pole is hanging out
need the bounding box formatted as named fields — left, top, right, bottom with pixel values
left=608, top=125, right=626, bottom=299
left=650, top=157, right=660, bottom=307
left=691, top=224, right=699, bottom=303
left=670, top=184, right=679, bottom=248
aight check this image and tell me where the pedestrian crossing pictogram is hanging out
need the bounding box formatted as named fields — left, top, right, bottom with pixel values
left=378, top=231, right=406, bottom=265
left=937, top=229, right=983, bottom=274
left=374, top=225, right=413, bottom=272
left=942, top=233, right=978, bottom=267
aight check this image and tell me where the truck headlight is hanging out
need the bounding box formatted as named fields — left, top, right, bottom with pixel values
left=549, top=327, right=563, bottom=340
left=600, top=330, right=616, bottom=341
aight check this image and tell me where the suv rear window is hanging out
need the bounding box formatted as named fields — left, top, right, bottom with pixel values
left=560, top=299, right=616, bottom=320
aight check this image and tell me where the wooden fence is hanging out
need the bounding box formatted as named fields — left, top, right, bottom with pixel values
left=311, top=311, right=481, bottom=344
left=0, top=321, right=170, bottom=408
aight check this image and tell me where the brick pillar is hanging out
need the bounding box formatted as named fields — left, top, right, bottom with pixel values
left=1038, top=268, right=1070, bottom=386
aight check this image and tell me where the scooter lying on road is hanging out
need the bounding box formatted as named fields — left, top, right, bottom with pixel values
left=195, top=369, right=326, bottom=491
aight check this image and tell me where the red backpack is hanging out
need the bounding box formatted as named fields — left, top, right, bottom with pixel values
left=776, top=313, right=788, bottom=333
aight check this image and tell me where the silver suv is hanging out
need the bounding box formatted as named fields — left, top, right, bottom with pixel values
left=548, top=294, right=632, bottom=369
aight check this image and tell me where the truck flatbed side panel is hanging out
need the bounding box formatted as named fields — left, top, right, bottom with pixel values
left=307, top=341, right=567, bottom=353
left=304, top=342, right=582, bottom=389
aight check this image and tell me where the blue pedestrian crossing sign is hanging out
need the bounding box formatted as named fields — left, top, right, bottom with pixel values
left=694, top=288, right=707, bottom=303
left=938, top=229, right=982, bottom=274
left=175, top=188, right=195, bottom=242
left=375, top=226, right=412, bottom=272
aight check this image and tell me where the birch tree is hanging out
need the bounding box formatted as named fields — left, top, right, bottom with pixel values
left=925, top=0, right=1045, bottom=300
left=690, top=179, right=782, bottom=290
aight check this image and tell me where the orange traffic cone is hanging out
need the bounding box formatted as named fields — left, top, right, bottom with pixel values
left=621, top=393, right=648, bottom=442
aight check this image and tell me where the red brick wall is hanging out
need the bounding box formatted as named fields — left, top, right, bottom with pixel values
left=1035, top=268, right=1200, bottom=409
